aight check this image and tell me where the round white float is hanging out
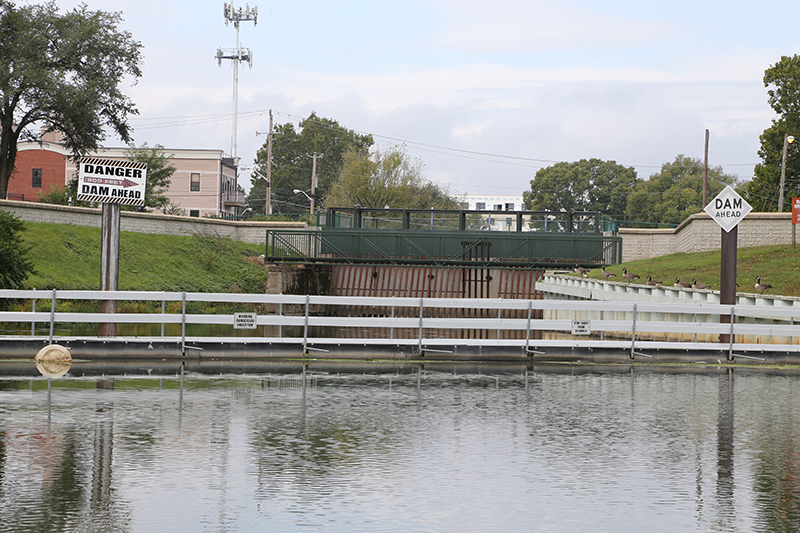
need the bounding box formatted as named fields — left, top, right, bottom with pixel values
left=35, top=344, right=72, bottom=378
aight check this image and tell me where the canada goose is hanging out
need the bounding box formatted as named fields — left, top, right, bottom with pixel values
left=646, top=275, right=662, bottom=286
left=692, top=279, right=710, bottom=290
left=674, top=278, right=692, bottom=288
left=601, top=266, right=616, bottom=279
left=622, top=268, right=640, bottom=282
left=575, top=266, right=591, bottom=275
left=755, top=277, right=773, bottom=294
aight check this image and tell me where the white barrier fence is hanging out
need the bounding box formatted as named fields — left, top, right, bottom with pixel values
left=1, top=289, right=800, bottom=359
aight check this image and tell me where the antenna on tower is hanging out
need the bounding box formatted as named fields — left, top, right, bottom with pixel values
left=216, top=2, right=257, bottom=160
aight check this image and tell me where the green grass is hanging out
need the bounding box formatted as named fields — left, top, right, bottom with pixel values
left=573, top=244, right=800, bottom=296
left=21, top=222, right=269, bottom=293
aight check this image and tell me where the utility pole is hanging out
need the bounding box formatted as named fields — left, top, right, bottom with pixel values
left=216, top=2, right=257, bottom=160
left=703, top=129, right=709, bottom=207
left=779, top=133, right=795, bottom=212
left=266, top=110, right=273, bottom=214
left=310, top=152, right=321, bottom=213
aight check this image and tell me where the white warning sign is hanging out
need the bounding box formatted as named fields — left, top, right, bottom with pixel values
left=77, top=157, right=147, bottom=206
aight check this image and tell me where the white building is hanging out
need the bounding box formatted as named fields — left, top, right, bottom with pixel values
left=457, top=194, right=524, bottom=212
left=454, top=194, right=526, bottom=231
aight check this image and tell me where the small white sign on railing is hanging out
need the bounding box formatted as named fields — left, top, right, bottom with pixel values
left=234, top=312, right=258, bottom=329
left=571, top=320, right=591, bottom=335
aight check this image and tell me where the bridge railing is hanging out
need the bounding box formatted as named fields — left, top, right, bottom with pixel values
left=266, top=229, right=622, bottom=268
left=1, top=290, right=799, bottom=355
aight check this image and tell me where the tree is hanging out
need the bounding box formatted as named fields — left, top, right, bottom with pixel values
left=248, top=112, right=373, bottom=213
left=742, top=55, right=800, bottom=211
left=522, top=158, right=639, bottom=216
left=124, top=143, right=176, bottom=212
left=625, top=155, right=739, bottom=225
left=0, top=1, right=142, bottom=198
left=0, top=211, right=34, bottom=307
left=324, top=147, right=459, bottom=210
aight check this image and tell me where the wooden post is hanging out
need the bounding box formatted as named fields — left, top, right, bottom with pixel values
left=719, top=226, right=737, bottom=349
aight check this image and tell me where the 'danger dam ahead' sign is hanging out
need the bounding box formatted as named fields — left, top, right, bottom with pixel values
left=77, top=158, right=148, bottom=206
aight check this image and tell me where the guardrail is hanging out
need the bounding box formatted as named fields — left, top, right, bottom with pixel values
left=2, top=289, right=800, bottom=362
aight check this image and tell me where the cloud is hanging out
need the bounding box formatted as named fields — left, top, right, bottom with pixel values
left=428, top=0, right=681, bottom=53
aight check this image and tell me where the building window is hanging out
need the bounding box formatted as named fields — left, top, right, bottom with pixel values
left=493, top=204, right=503, bottom=211
left=190, top=173, right=200, bottom=192
left=189, top=209, right=200, bottom=218
left=476, top=202, right=486, bottom=210
left=32, top=168, right=42, bottom=188
left=505, top=203, right=515, bottom=211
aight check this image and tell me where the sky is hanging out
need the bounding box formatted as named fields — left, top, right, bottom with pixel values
left=47, top=0, right=800, bottom=197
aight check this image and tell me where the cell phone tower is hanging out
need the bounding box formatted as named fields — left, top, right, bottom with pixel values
left=216, top=3, right=257, bottom=162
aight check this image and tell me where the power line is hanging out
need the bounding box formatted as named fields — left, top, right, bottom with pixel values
left=130, top=106, right=761, bottom=172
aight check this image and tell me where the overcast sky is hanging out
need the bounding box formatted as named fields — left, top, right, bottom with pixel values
left=50, top=0, right=798, bottom=196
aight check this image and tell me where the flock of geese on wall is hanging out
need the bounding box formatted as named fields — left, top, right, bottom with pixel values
left=573, top=267, right=773, bottom=295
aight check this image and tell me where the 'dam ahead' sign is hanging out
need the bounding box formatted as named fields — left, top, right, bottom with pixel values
left=77, top=158, right=148, bottom=206
left=703, top=185, right=752, bottom=233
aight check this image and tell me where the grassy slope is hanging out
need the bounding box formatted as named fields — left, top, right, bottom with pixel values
left=573, top=245, right=800, bottom=297
left=21, top=222, right=269, bottom=293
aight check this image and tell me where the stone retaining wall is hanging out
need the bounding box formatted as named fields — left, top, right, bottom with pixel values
left=620, top=212, right=791, bottom=261
left=0, top=199, right=308, bottom=245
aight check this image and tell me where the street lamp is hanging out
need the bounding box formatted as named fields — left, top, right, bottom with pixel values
left=779, top=133, right=795, bottom=212
left=293, top=189, right=313, bottom=213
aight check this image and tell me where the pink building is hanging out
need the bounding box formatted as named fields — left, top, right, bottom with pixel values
left=8, top=133, right=245, bottom=217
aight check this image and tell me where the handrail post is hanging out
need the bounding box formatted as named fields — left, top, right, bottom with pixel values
left=525, top=301, right=532, bottom=353
left=181, top=292, right=186, bottom=355
left=630, top=303, right=637, bottom=359
left=418, top=298, right=424, bottom=355
left=49, top=288, right=56, bottom=344
left=303, top=295, right=310, bottom=354
left=161, top=292, right=166, bottom=337
left=31, top=288, right=36, bottom=336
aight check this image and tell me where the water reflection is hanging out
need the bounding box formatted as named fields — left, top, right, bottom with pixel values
left=0, top=365, right=799, bottom=531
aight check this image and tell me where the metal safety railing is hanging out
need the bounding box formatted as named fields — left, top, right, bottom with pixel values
left=2, top=290, right=800, bottom=358
left=266, top=229, right=622, bottom=268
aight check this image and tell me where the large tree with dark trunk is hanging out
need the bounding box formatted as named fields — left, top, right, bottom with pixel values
left=0, top=1, right=142, bottom=198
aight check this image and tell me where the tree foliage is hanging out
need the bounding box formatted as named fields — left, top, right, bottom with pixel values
left=248, top=113, right=373, bottom=213
left=522, top=158, right=638, bottom=215
left=324, top=147, right=459, bottom=210
left=626, top=155, right=738, bottom=225
left=0, top=211, right=34, bottom=306
left=742, top=55, right=800, bottom=212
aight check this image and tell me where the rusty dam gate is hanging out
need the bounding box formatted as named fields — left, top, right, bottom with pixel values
left=264, top=207, right=621, bottom=340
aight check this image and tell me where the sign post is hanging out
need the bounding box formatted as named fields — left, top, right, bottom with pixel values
left=77, top=158, right=148, bottom=336
left=792, top=197, right=800, bottom=248
left=703, top=186, right=752, bottom=354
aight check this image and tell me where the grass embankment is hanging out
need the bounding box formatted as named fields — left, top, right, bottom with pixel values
left=572, top=245, right=800, bottom=297
left=20, top=222, right=268, bottom=294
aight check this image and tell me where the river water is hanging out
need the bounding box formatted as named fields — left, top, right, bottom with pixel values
left=0, top=362, right=798, bottom=532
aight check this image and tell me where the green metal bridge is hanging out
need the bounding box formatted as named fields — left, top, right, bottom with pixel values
left=265, top=207, right=622, bottom=269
